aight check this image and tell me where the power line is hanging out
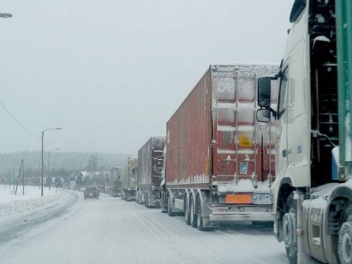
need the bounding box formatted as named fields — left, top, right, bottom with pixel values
left=0, top=101, right=41, bottom=139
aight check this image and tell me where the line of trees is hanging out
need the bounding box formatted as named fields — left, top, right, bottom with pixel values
left=0, top=151, right=129, bottom=182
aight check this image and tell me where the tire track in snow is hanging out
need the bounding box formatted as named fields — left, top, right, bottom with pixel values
left=135, top=208, right=229, bottom=264
left=131, top=203, right=287, bottom=264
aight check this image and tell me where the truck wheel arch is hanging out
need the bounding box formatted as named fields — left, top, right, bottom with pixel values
left=277, top=180, right=295, bottom=213
left=329, top=186, right=352, bottom=205
left=328, top=186, right=352, bottom=232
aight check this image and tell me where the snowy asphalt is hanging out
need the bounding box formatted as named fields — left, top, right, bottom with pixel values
left=1, top=191, right=290, bottom=264
left=0, top=190, right=79, bottom=247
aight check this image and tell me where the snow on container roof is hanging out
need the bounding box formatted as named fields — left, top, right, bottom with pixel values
left=167, top=64, right=279, bottom=124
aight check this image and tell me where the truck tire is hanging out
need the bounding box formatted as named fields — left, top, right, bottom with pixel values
left=338, top=221, right=352, bottom=264
left=190, top=195, right=197, bottom=228
left=338, top=204, right=352, bottom=264
left=283, top=194, right=297, bottom=264
left=184, top=195, right=191, bottom=225
left=196, top=195, right=205, bottom=231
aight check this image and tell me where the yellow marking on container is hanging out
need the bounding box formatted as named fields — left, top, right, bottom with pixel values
left=239, top=133, right=253, bottom=147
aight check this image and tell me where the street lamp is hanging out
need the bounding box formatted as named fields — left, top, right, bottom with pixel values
left=48, top=148, right=61, bottom=190
left=0, top=13, right=12, bottom=18
left=41, top=128, right=62, bottom=196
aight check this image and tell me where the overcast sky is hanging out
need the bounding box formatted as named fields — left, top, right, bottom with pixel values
left=0, top=0, right=293, bottom=155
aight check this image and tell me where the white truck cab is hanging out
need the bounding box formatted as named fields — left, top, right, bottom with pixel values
left=256, top=0, right=352, bottom=263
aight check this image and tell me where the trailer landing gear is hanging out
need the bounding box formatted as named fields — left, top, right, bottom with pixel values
left=167, top=193, right=175, bottom=216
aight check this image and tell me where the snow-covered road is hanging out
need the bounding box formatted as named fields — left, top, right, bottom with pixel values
left=1, top=192, right=289, bottom=264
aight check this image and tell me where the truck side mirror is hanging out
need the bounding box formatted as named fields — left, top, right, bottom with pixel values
left=258, top=77, right=271, bottom=108
left=256, top=109, right=270, bottom=123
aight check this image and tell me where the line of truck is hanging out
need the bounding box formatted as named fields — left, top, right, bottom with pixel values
left=113, top=63, right=279, bottom=226
left=109, top=1, right=352, bottom=263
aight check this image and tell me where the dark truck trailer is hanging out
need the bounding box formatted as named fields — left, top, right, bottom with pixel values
left=160, top=64, right=278, bottom=230
left=136, top=136, right=165, bottom=207
left=108, top=166, right=122, bottom=197
left=121, top=156, right=138, bottom=201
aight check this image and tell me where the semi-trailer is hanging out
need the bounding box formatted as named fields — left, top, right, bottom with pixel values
left=160, top=64, right=279, bottom=230
left=120, top=156, right=138, bottom=201
left=136, top=136, right=165, bottom=207
left=108, top=166, right=122, bottom=197
left=256, top=0, right=352, bottom=263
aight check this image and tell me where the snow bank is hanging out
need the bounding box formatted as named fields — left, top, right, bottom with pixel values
left=0, top=185, right=63, bottom=218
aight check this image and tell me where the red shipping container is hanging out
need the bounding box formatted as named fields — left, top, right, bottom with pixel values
left=166, top=64, right=278, bottom=191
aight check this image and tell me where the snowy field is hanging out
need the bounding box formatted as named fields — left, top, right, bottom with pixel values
left=0, top=185, right=62, bottom=217
left=0, top=188, right=291, bottom=264
left=0, top=185, right=79, bottom=257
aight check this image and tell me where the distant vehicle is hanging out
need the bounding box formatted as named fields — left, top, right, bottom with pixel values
left=136, top=136, right=165, bottom=207
left=121, top=156, right=138, bottom=201
left=108, top=166, right=122, bottom=197
left=84, top=186, right=99, bottom=200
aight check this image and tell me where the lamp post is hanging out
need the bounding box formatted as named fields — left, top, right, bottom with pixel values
left=0, top=13, right=12, bottom=18
left=41, top=128, right=62, bottom=196
left=48, top=148, right=61, bottom=190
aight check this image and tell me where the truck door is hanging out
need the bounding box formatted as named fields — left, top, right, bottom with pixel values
left=212, top=67, right=258, bottom=183
left=276, top=67, right=289, bottom=174
left=212, top=70, right=237, bottom=182
left=284, top=41, right=311, bottom=187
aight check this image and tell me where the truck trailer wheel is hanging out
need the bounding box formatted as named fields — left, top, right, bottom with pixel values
left=196, top=195, right=205, bottom=231
left=190, top=195, right=197, bottom=228
left=283, top=194, right=297, bottom=264
left=184, top=195, right=191, bottom=225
